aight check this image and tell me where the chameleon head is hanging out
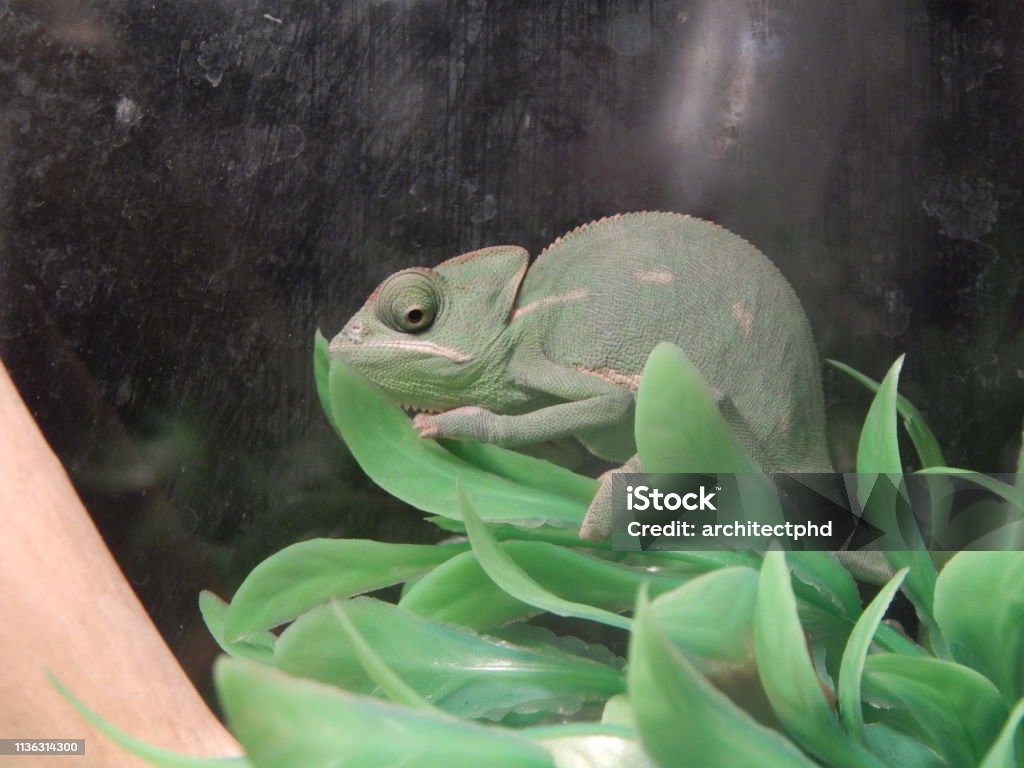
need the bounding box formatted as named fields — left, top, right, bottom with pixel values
left=329, top=245, right=529, bottom=411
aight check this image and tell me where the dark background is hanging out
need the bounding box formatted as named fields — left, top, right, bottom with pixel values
left=1, top=0, right=1022, bottom=693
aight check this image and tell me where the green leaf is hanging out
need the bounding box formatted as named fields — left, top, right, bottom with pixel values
left=601, top=694, right=635, bottom=728
left=440, top=439, right=597, bottom=505
left=917, top=468, right=1024, bottom=515
left=224, top=538, right=467, bottom=640
left=635, top=342, right=760, bottom=474
left=459, top=486, right=633, bottom=630
left=755, top=551, right=884, bottom=768
left=214, top=658, right=556, bottom=768
left=399, top=542, right=681, bottom=631
left=650, top=567, right=759, bottom=669
left=533, top=731, right=654, bottom=768
left=313, top=330, right=335, bottom=429
left=786, top=551, right=863, bottom=623
left=328, top=600, right=444, bottom=715
left=327, top=355, right=588, bottom=527
left=979, top=699, right=1024, bottom=768
left=832, top=357, right=959, bottom=549
left=855, top=356, right=906, bottom=476
left=863, top=653, right=1007, bottom=766
left=829, top=358, right=946, bottom=468
left=934, top=551, right=1024, bottom=701
left=199, top=591, right=276, bottom=665
left=838, top=569, right=908, bottom=741
left=854, top=357, right=941, bottom=652
left=48, top=672, right=251, bottom=768
left=918, top=468, right=1024, bottom=551
left=429, top=516, right=613, bottom=550
left=628, top=590, right=817, bottom=767
left=863, top=725, right=946, bottom=768
left=855, top=357, right=906, bottom=480
left=275, top=597, right=624, bottom=720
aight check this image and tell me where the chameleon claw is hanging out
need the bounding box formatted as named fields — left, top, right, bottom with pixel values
left=412, top=413, right=440, bottom=439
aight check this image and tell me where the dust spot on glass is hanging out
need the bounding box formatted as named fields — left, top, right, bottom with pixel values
left=881, top=288, right=911, bottom=338
left=197, top=39, right=226, bottom=87
left=278, top=124, right=306, bottom=160
left=470, top=194, right=497, bottom=224
left=922, top=176, right=998, bottom=242
left=608, top=11, right=652, bottom=57
left=115, top=97, right=142, bottom=128
left=941, top=16, right=1003, bottom=91
left=57, top=268, right=98, bottom=309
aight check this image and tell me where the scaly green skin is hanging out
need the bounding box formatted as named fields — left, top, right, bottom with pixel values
left=330, top=212, right=832, bottom=538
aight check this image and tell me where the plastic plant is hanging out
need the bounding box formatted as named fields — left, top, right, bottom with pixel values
left=56, top=333, right=1024, bottom=768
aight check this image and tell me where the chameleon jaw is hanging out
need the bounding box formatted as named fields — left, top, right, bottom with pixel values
left=398, top=402, right=442, bottom=416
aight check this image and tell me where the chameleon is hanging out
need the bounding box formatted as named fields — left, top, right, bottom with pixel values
left=328, top=212, right=833, bottom=539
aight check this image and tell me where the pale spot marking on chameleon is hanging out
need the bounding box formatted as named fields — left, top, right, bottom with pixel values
left=731, top=300, right=754, bottom=337
left=511, top=289, right=588, bottom=320
left=634, top=270, right=674, bottom=284
left=361, top=340, right=475, bottom=363
left=574, top=366, right=641, bottom=390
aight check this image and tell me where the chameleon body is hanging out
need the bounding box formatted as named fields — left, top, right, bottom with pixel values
left=330, top=212, right=832, bottom=537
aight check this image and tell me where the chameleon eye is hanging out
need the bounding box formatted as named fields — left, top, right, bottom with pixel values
left=376, top=270, right=441, bottom=334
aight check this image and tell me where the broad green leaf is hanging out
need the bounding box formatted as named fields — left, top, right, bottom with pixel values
left=828, top=359, right=946, bottom=468
left=650, top=567, right=759, bottom=669
left=399, top=542, right=681, bottom=631
left=628, top=590, right=816, bottom=767
left=440, top=439, right=597, bottom=505
left=863, top=653, right=1007, bottom=766
left=459, top=487, right=632, bottom=630
left=838, top=569, right=908, bottom=741
left=328, top=356, right=587, bottom=527
left=787, top=551, right=862, bottom=622
left=224, top=538, right=467, bottom=640
left=329, top=601, right=444, bottom=715
left=635, top=342, right=760, bottom=474
left=399, top=548, right=538, bottom=629
left=215, top=658, right=556, bottom=768
left=863, top=725, right=945, bottom=768
left=275, top=597, right=624, bottom=720
left=494, top=623, right=624, bottom=669
left=199, top=591, right=276, bottom=665
left=48, top=673, right=250, bottom=768
left=934, top=551, right=1024, bottom=701
left=651, top=567, right=782, bottom=724
left=979, top=699, right=1024, bottom=768
left=755, top=551, right=884, bottom=768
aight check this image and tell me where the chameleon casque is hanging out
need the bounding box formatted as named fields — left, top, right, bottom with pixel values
left=329, top=212, right=833, bottom=538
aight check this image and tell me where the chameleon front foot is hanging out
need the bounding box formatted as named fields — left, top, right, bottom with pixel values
left=412, top=407, right=490, bottom=441
left=579, top=455, right=642, bottom=540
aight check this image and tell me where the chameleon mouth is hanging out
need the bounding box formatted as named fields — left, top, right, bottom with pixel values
left=360, top=340, right=474, bottom=363
left=398, top=402, right=442, bottom=416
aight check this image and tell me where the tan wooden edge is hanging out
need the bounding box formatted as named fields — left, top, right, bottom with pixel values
left=0, top=359, right=241, bottom=767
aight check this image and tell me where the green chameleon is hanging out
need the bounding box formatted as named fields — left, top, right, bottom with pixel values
left=329, top=212, right=833, bottom=540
